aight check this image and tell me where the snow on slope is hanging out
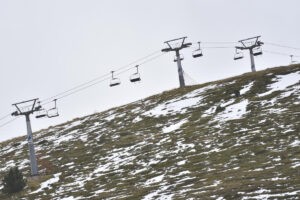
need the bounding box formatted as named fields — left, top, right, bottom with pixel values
left=258, top=71, right=300, bottom=97
left=0, top=65, right=300, bottom=199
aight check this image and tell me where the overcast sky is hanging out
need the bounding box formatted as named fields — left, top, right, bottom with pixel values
left=0, top=0, right=300, bottom=142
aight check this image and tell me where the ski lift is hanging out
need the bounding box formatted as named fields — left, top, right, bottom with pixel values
left=47, top=99, right=59, bottom=118
left=174, top=54, right=184, bottom=62
left=192, top=42, right=203, bottom=58
left=234, top=48, right=244, bottom=60
left=130, top=65, right=141, bottom=83
left=252, top=46, right=263, bottom=56
left=35, top=101, right=47, bottom=119
left=109, top=71, right=121, bottom=87
left=290, top=55, right=297, bottom=64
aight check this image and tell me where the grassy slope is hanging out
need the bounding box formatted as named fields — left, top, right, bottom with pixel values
left=0, top=64, right=300, bottom=200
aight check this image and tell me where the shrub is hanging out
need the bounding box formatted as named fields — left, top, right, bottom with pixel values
left=1, top=167, right=26, bottom=194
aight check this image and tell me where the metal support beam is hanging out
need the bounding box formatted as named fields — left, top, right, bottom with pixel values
left=249, top=48, right=256, bottom=72
left=162, top=37, right=191, bottom=88
left=11, top=98, right=40, bottom=177
left=176, top=50, right=185, bottom=87
left=25, top=114, right=39, bottom=176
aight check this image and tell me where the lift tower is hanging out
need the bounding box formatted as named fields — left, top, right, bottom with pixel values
left=235, top=36, right=264, bottom=72
left=162, top=37, right=192, bottom=87
left=11, top=98, right=41, bottom=177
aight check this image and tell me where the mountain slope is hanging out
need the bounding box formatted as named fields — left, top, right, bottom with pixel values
left=1, top=64, right=300, bottom=200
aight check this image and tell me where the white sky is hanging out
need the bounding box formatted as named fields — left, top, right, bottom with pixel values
left=0, top=0, right=300, bottom=142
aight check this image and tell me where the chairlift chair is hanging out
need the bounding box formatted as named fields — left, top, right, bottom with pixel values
left=36, top=109, right=47, bottom=118
left=35, top=101, right=47, bottom=119
left=130, top=65, right=141, bottom=83
left=192, top=42, right=203, bottom=58
left=252, top=46, right=263, bottom=56
left=174, top=54, right=184, bottom=62
left=47, top=99, right=59, bottom=118
left=234, top=49, right=244, bottom=60
left=109, top=71, right=121, bottom=87
left=290, top=55, right=297, bottom=64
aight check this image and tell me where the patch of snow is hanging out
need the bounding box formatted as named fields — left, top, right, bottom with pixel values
left=202, top=106, right=216, bottom=117
left=142, top=186, right=172, bottom=200
left=178, top=171, right=191, bottom=176
left=131, top=107, right=142, bottom=114
left=93, top=163, right=110, bottom=174
left=270, top=177, right=287, bottom=181
left=145, top=174, right=164, bottom=185
left=174, top=141, right=195, bottom=153
left=131, top=168, right=147, bottom=175
left=201, top=147, right=221, bottom=155
left=221, top=99, right=235, bottom=107
left=54, top=134, right=76, bottom=146
left=291, top=162, right=300, bottom=168
left=240, top=82, right=254, bottom=95
left=144, top=96, right=203, bottom=117
left=216, top=100, right=249, bottom=122
left=60, top=196, right=82, bottom=200
left=290, top=140, right=300, bottom=147
left=162, top=119, right=188, bottom=133
left=79, top=134, right=88, bottom=142
left=241, top=190, right=300, bottom=200
left=177, top=160, right=186, bottom=166
left=280, top=85, right=300, bottom=98
left=65, top=120, right=82, bottom=130
left=19, top=159, right=29, bottom=169
left=65, top=162, right=74, bottom=166
left=143, top=85, right=217, bottom=117
left=31, top=173, right=61, bottom=194
left=133, top=116, right=142, bottom=123
left=258, top=71, right=300, bottom=97
left=273, top=157, right=281, bottom=162
left=0, top=160, right=15, bottom=172
left=104, top=113, right=117, bottom=121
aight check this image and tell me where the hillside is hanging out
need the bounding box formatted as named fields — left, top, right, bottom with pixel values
left=0, top=64, right=300, bottom=200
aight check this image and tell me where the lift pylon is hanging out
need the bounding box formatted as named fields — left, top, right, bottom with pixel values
left=162, top=37, right=192, bottom=88
left=234, top=36, right=264, bottom=72
left=11, top=98, right=41, bottom=177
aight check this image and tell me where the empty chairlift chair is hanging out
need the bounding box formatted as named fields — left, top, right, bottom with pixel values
left=47, top=99, right=59, bottom=118
left=35, top=102, right=47, bottom=119
left=109, top=71, right=121, bottom=87
left=252, top=46, right=263, bottom=56
left=192, top=42, right=203, bottom=58
left=130, top=65, right=141, bottom=83
left=234, top=49, right=244, bottom=60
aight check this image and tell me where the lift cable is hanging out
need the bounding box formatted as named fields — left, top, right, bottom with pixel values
left=0, top=117, right=20, bottom=129
left=264, top=50, right=300, bottom=57
left=53, top=52, right=167, bottom=101
left=0, top=50, right=164, bottom=128
left=40, top=50, right=161, bottom=105
left=201, top=41, right=238, bottom=44
left=0, top=113, right=11, bottom=121
left=183, top=71, right=198, bottom=86
left=2, top=41, right=299, bottom=126
left=265, top=42, right=300, bottom=51
left=202, top=46, right=235, bottom=49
